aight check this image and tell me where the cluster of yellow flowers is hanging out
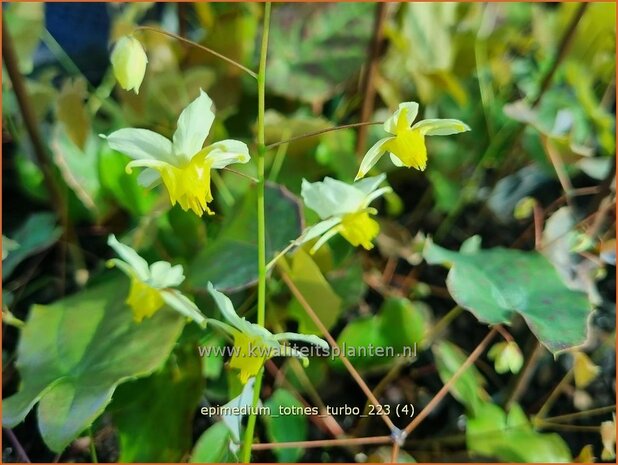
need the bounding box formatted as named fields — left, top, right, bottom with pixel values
left=108, top=35, right=469, bottom=384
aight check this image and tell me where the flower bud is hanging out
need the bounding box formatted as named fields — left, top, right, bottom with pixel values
left=111, top=35, right=148, bottom=94
left=488, top=341, right=524, bottom=374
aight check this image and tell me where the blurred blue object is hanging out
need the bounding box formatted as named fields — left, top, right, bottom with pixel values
left=36, top=3, right=111, bottom=84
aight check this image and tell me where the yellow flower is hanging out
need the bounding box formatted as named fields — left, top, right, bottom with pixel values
left=228, top=333, right=271, bottom=384
left=111, top=35, right=148, bottom=94
left=488, top=341, right=524, bottom=374
left=107, top=235, right=206, bottom=325
left=208, top=283, right=328, bottom=384
left=339, top=211, right=380, bottom=250
left=300, top=174, right=391, bottom=253
left=106, top=91, right=250, bottom=216
left=356, top=102, right=470, bottom=179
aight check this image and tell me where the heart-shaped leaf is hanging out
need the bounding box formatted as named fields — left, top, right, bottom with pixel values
left=263, top=389, right=308, bottom=462
left=2, top=278, right=185, bottom=452
left=112, top=347, right=203, bottom=462
left=268, top=3, right=374, bottom=103
left=424, top=240, right=592, bottom=353
left=189, top=183, right=302, bottom=292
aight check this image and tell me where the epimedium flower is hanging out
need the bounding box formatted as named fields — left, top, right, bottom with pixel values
left=488, top=341, right=524, bottom=375
left=207, top=283, right=328, bottom=384
left=107, top=234, right=206, bottom=325
left=356, top=102, right=470, bottom=180
left=111, top=35, right=148, bottom=94
left=300, top=173, right=391, bottom=253
left=105, top=90, right=250, bottom=216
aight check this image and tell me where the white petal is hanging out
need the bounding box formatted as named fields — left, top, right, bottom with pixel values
left=272, top=332, right=329, bottom=350
left=149, top=261, right=185, bottom=288
left=221, top=378, right=257, bottom=443
left=207, top=282, right=252, bottom=333
left=355, top=137, right=392, bottom=181
left=389, top=153, right=404, bottom=167
left=205, top=139, right=251, bottom=169
left=353, top=173, right=387, bottom=196
left=106, top=258, right=137, bottom=280
left=302, top=177, right=366, bottom=219
left=106, top=128, right=173, bottom=163
left=107, top=234, right=150, bottom=281
left=300, top=217, right=342, bottom=244
left=362, top=186, right=392, bottom=208
left=309, top=227, right=341, bottom=254
left=172, top=90, right=215, bottom=160
left=161, top=289, right=207, bottom=327
left=412, top=118, right=470, bottom=136
left=383, top=102, right=419, bottom=134
left=126, top=159, right=173, bottom=174
left=137, top=168, right=161, bottom=188
left=277, top=345, right=309, bottom=365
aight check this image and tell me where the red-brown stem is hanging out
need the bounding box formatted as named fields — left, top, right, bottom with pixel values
left=280, top=271, right=397, bottom=432
left=390, top=440, right=400, bottom=463
left=402, top=326, right=498, bottom=436
left=266, top=121, right=383, bottom=150
left=356, top=3, right=388, bottom=155
left=251, top=435, right=391, bottom=451
left=533, top=201, right=544, bottom=250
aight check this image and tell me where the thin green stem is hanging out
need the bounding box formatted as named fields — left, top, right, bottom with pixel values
left=241, top=4, right=271, bottom=463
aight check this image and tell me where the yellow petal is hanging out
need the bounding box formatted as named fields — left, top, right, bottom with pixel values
left=573, top=351, right=600, bottom=389
left=338, top=210, right=380, bottom=250
left=383, top=127, right=428, bottom=171
left=156, top=154, right=215, bottom=216
left=229, top=333, right=272, bottom=384
left=126, top=277, right=164, bottom=322
left=574, top=445, right=595, bottom=463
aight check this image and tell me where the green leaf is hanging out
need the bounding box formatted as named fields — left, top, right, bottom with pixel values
left=56, top=78, right=91, bottom=150
left=190, top=422, right=236, bottom=463
left=333, top=297, right=426, bottom=371
left=315, top=129, right=358, bottom=183
left=189, top=183, right=303, bottom=292
left=2, top=278, right=185, bottom=452
left=112, top=347, right=203, bottom=462
left=467, top=402, right=572, bottom=462
left=424, top=240, right=592, bottom=353
left=263, top=389, right=308, bottom=462
left=3, top=213, right=62, bottom=280
left=4, top=3, right=44, bottom=74
left=268, top=3, right=374, bottom=103
left=50, top=125, right=108, bottom=218
left=286, top=249, right=342, bottom=335
left=432, top=341, right=488, bottom=415
left=98, top=146, right=156, bottom=217
left=327, top=259, right=367, bottom=311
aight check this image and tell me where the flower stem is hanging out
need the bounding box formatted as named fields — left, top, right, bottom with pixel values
left=241, top=3, right=271, bottom=463
left=133, top=26, right=258, bottom=79
left=266, top=121, right=384, bottom=150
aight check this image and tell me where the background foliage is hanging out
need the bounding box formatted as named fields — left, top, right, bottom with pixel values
left=2, top=2, right=616, bottom=463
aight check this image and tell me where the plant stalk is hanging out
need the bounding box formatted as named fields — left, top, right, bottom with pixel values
left=241, top=3, right=271, bottom=463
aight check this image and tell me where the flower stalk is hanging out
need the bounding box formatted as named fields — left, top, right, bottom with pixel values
left=241, top=3, right=271, bottom=463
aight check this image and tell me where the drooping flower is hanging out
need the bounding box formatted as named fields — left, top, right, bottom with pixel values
left=106, top=91, right=250, bottom=216
left=208, top=283, right=328, bottom=384
left=356, top=102, right=470, bottom=180
left=111, top=35, right=148, bottom=94
left=488, top=341, right=524, bottom=374
left=107, top=234, right=206, bottom=325
left=300, top=174, right=391, bottom=253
